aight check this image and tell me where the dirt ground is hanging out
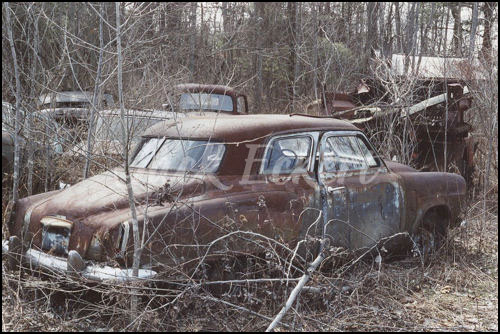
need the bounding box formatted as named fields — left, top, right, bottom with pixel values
left=2, top=206, right=498, bottom=332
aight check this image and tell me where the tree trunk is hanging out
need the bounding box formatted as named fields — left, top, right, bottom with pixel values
left=481, top=2, right=495, bottom=63
left=5, top=2, right=23, bottom=203
left=254, top=2, right=264, bottom=113
left=395, top=3, right=402, bottom=53
left=468, top=2, right=478, bottom=60
left=443, top=5, right=451, bottom=54
left=450, top=3, right=462, bottom=56
left=404, top=2, right=417, bottom=74
left=188, top=2, right=197, bottom=79
left=365, top=2, right=378, bottom=70
left=287, top=2, right=297, bottom=112
left=293, top=3, right=302, bottom=105
left=416, top=3, right=435, bottom=75
left=83, top=2, right=105, bottom=179
left=116, top=2, right=141, bottom=323
left=27, top=3, right=41, bottom=195
left=312, top=2, right=319, bottom=101
left=382, top=2, right=394, bottom=59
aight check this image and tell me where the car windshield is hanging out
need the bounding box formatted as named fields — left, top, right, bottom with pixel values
left=179, top=93, right=233, bottom=112
left=130, top=138, right=225, bottom=173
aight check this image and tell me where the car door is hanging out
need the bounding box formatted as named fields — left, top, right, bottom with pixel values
left=224, top=132, right=320, bottom=248
left=318, top=131, right=403, bottom=250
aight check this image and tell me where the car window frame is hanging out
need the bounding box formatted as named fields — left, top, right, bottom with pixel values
left=259, top=132, right=319, bottom=175
left=319, top=130, right=384, bottom=174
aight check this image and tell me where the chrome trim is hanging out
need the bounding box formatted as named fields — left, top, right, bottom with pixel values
left=120, top=221, right=130, bottom=256
left=327, top=186, right=346, bottom=194
left=2, top=239, right=157, bottom=282
left=40, top=216, right=74, bottom=229
left=22, top=204, right=36, bottom=242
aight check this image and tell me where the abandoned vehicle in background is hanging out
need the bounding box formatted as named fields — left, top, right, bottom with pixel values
left=2, top=101, right=70, bottom=175
left=38, top=91, right=115, bottom=121
left=306, top=77, right=476, bottom=191
left=163, top=83, right=248, bottom=115
left=3, top=114, right=466, bottom=282
left=58, top=108, right=184, bottom=186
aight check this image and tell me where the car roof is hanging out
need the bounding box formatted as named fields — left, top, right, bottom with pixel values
left=142, top=114, right=359, bottom=142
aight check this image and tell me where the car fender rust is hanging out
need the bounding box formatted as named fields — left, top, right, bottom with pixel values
left=396, top=171, right=466, bottom=233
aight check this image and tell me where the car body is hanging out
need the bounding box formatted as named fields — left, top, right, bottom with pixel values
left=38, top=91, right=114, bottom=120
left=2, top=101, right=67, bottom=173
left=3, top=114, right=466, bottom=282
left=37, top=91, right=115, bottom=138
left=306, top=80, right=476, bottom=189
left=163, top=84, right=248, bottom=115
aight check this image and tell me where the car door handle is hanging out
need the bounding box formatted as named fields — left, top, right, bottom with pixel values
left=327, top=186, right=345, bottom=194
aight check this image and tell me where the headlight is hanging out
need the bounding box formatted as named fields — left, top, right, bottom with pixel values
left=40, top=216, right=73, bottom=256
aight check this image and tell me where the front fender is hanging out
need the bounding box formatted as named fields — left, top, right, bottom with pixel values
left=397, top=171, right=466, bottom=233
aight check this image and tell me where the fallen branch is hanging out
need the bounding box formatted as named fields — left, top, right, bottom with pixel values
left=265, top=239, right=325, bottom=332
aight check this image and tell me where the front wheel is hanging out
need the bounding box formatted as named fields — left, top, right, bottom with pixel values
left=411, top=210, right=448, bottom=259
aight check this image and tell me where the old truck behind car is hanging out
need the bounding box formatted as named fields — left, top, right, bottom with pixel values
left=163, top=84, right=248, bottom=115
left=3, top=114, right=465, bottom=282
left=306, top=79, right=476, bottom=189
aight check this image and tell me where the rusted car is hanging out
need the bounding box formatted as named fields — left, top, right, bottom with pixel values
left=38, top=91, right=115, bottom=120
left=37, top=91, right=115, bottom=141
left=3, top=114, right=466, bottom=282
left=163, top=83, right=248, bottom=115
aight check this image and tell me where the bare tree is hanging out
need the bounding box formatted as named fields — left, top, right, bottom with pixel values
left=468, top=2, right=479, bottom=60
left=115, top=1, right=141, bottom=322
left=450, top=3, right=463, bottom=56
left=4, top=2, right=22, bottom=203
left=83, top=2, right=105, bottom=179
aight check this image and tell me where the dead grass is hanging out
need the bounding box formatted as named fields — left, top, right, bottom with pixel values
left=2, top=201, right=497, bottom=332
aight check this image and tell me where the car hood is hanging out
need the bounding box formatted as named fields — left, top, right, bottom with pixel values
left=28, top=169, right=206, bottom=230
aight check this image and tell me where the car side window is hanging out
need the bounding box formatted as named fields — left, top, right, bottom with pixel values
left=262, top=136, right=312, bottom=174
left=323, top=135, right=378, bottom=172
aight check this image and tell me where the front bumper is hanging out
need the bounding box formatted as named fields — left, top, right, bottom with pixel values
left=2, top=237, right=157, bottom=282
